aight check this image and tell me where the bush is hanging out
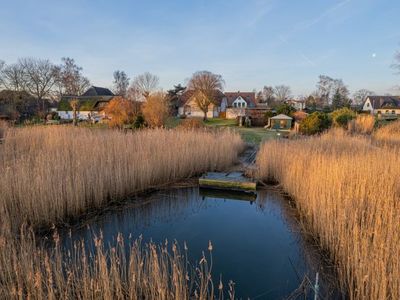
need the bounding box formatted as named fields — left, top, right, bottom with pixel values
left=104, top=97, right=136, bottom=128
left=275, top=103, right=296, bottom=116
left=142, top=92, right=170, bottom=128
left=299, top=112, right=331, bottom=135
left=133, top=114, right=146, bottom=129
left=330, top=108, right=356, bottom=128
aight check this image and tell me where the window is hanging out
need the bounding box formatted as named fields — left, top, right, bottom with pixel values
left=392, top=110, right=396, bottom=114
left=366, top=103, right=370, bottom=107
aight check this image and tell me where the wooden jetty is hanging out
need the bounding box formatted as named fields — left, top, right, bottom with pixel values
left=199, top=172, right=257, bottom=192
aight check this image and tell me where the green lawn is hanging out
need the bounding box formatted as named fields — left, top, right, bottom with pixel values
left=166, top=117, right=288, bottom=144
left=205, top=118, right=288, bottom=144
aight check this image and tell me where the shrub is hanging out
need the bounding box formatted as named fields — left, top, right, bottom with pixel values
left=133, top=114, right=146, bottom=128
left=330, top=108, right=356, bottom=128
left=104, top=97, right=136, bottom=128
left=275, top=103, right=296, bottom=116
left=142, top=92, right=170, bottom=128
left=299, top=112, right=331, bottom=135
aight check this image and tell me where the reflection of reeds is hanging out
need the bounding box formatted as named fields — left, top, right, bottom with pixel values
left=0, top=126, right=243, bottom=231
left=256, top=130, right=400, bottom=299
left=0, top=227, right=230, bottom=299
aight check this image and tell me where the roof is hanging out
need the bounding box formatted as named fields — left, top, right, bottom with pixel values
left=82, top=86, right=114, bottom=97
left=271, top=114, right=293, bottom=120
left=224, top=92, right=256, bottom=107
left=366, top=96, right=400, bottom=109
left=178, top=89, right=225, bottom=106
left=57, top=95, right=115, bottom=111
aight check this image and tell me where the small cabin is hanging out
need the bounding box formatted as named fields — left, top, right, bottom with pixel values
left=269, top=114, right=292, bottom=130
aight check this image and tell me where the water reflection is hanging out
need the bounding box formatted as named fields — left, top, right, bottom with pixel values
left=59, top=187, right=339, bottom=299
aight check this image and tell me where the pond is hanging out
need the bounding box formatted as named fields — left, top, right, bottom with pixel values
left=59, top=187, right=338, bottom=299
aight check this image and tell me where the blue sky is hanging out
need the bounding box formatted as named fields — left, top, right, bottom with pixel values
left=0, top=0, right=399, bottom=96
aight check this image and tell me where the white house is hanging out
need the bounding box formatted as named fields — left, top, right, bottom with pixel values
left=223, top=92, right=257, bottom=119
left=362, top=96, right=400, bottom=118
left=57, top=86, right=115, bottom=121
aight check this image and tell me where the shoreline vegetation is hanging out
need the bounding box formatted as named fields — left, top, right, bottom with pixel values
left=256, top=126, right=400, bottom=299
left=0, top=125, right=243, bottom=299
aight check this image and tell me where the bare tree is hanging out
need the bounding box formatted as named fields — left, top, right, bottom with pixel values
left=274, top=85, right=291, bottom=102
left=129, top=72, right=159, bottom=100
left=19, top=58, right=58, bottom=112
left=0, top=60, right=4, bottom=88
left=0, top=63, right=26, bottom=91
left=353, top=89, right=375, bottom=105
left=113, top=70, right=129, bottom=96
left=187, top=71, right=224, bottom=120
left=391, top=50, right=400, bottom=73
left=317, top=75, right=349, bottom=106
left=56, top=57, right=90, bottom=96
left=69, top=99, right=79, bottom=126
left=262, top=86, right=275, bottom=105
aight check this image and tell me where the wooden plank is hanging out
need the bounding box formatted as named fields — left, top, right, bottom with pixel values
left=199, top=172, right=257, bottom=191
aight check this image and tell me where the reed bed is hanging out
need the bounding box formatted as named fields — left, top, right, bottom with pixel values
left=0, top=126, right=244, bottom=230
left=0, top=125, right=243, bottom=299
left=373, top=119, right=400, bottom=145
left=256, top=129, right=400, bottom=299
left=0, top=227, right=233, bottom=299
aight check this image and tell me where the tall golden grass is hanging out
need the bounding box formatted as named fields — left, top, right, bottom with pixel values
left=0, top=125, right=243, bottom=299
left=256, top=129, right=400, bottom=299
left=0, top=126, right=243, bottom=230
left=0, top=227, right=233, bottom=299
left=348, top=114, right=375, bottom=134
left=373, top=119, right=400, bottom=144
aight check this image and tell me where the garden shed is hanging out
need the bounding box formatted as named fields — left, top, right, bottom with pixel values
left=269, top=114, right=293, bottom=130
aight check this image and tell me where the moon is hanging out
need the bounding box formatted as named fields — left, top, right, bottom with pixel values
left=372, top=53, right=376, bottom=58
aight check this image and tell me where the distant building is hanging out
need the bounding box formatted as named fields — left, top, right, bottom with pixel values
left=177, top=90, right=256, bottom=119
left=177, top=90, right=226, bottom=118
left=362, top=96, right=400, bottom=119
left=286, top=99, right=306, bottom=111
left=268, top=114, right=293, bottom=131
left=224, top=92, right=256, bottom=119
left=57, top=86, right=115, bottom=121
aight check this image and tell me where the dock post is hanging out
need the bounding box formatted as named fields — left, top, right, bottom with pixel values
left=314, top=272, right=319, bottom=300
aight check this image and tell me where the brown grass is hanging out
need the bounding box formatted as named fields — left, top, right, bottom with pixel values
left=348, top=114, right=375, bottom=134
left=373, top=119, right=400, bottom=145
left=0, top=227, right=233, bottom=299
left=0, top=126, right=243, bottom=230
left=0, top=125, right=243, bottom=299
left=256, top=129, right=400, bottom=299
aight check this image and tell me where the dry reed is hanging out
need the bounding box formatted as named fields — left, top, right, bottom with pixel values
left=0, top=126, right=244, bottom=230
left=373, top=119, right=400, bottom=145
left=256, top=129, right=400, bottom=299
left=0, top=227, right=232, bottom=299
left=0, top=125, right=243, bottom=299
left=348, top=114, right=375, bottom=134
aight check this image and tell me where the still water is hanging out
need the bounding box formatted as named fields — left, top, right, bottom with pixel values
left=60, top=187, right=337, bottom=299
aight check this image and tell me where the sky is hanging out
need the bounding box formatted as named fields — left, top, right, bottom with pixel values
left=0, top=0, right=399, bottom=96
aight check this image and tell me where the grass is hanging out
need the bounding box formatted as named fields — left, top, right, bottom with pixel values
left=256, top=128, right=400, bottom=299
left=0, top=125, right=243, bottom=299
left=203, top=117, right=286, bottom=144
